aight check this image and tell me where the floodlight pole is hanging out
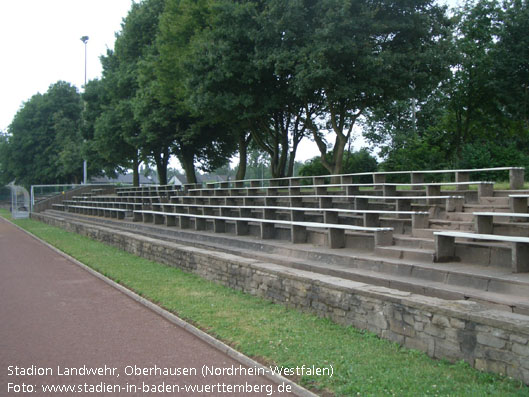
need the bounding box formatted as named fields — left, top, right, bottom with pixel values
left=81, top=36, right=89, bottom=185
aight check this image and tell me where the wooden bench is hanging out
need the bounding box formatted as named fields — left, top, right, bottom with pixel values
left=51, top=203, right=65, bottom=211
left=433, top=231, right=529, bottom=273
left=509, top=195, right=529, bottom=213
left=152, top=203, right=429, bottom=229
left=473, top=212, right=529, bottom=234
left=133, top=210, right=394, bottom=249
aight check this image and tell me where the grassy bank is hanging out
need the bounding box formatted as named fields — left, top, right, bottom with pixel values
left=2, top=210, right=527, bottom=396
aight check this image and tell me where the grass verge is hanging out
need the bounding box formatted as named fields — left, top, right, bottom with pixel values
left=2, top=210, right=528, bottom=396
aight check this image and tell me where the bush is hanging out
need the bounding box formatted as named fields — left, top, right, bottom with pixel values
left=299, top=149, right=378, bottom=182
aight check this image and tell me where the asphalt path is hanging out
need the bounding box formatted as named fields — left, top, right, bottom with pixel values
left=0, top=217, right=299, bottom=396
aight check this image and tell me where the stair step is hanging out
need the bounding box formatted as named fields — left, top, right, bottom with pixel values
left=445, top=212, right=474, bottom=222
left=479, top=196, right=509, bottom=206
left=464, top=204, right=510, bottom=212
left=429, top=219, right=474, bottom=231
left=45, top=209, right=529, bottom=314
left=375, top=246, right=435, bottom=262
left=393, top=235, right=435, bottom=249
left=493, top=189, right=529, bottom=197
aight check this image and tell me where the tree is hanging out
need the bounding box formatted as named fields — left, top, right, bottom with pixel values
left=82, top=78, right=129, bottom=179
left=363, top=0, right=529, bottom=173
left=492, top=0, right=529, bottom=128
left=155, top=0, right=237, bottom=183
left=0, top=131, right=13, bottom=186
left=185, top=0, right=311, bottom=179
left=4, top=81, right=83, bottom=187
left=288, top=0, right=452, bottom=175
left=299, top=149, right=378, bottom=182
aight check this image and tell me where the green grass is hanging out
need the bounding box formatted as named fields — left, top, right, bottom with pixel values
left=2, top=209, right=528, bottom=396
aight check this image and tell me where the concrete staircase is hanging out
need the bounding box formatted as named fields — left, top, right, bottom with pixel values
left=378, top=190, right=529, bottom=266
left=42, top=207, right=529, bottom=315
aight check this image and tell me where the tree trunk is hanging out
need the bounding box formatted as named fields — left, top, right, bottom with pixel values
left=236, top=131, right=249, bottom=180
left=179, top=151, right=197, bottom=184
left=132, top=156, right=140, bottom=187
left=152, top=146, right=170, bottom=185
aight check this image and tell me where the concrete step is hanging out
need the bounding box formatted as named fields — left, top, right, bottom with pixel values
left=445, top=212, right=474, bottom=222
left=44, top=209, right=529, bottom=314
left=412, top=228, right=438, bottom=238
left=375, top=246, right=435, bottom=262
left=479, top=196, right=509, bottom=206
left=463, top=203, right=510, bottom=212
left=429, top=219, right=474, bottom=231
left=493, top=189, right=529, bottom=197
left=393, top=235, right=435, bottom=249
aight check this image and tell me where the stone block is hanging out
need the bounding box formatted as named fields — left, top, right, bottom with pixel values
left=512, top=242, right=529, bottom=273
left=477, top=333, right=506, bottom=349
left=412, top=213, right=429, bottom=229
left=449, top=318, right=466, bottom=330
left=390, top=319, right=416, bottom=338
left=434, top=339, right=461, bottom=362
left=363, top=212, right=379, bottom=227
left=478, top=182, right=494, bottom=198
left=424, top=323, right=446, bottom=338
left=291, top=225, right=307, bottom=244
left=510, top=168, right=525, bottom=190
left=510, top=196, right=528, bottom=213
left=432, top=314, right=450, bottom=328
left=368, top=312, right=388, bottom=331
left=513, top=342, right=529, bottom=357
left=328, top=228, right=345, bottom=248
left=382, top=329, right=405, bottom=344
left=510, top=334, right=528, bottom=345
left=404, top=336, right=428, bottom=352
left=474, top=214, right=493, bottom=234
left=260, top=223, right=275, bottom=239
left=374, top=229, right=393, bottom=247
left=434, top=234, right=455, bottom=262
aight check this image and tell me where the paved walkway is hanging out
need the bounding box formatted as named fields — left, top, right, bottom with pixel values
left=0, top=218, right=297, bottom=396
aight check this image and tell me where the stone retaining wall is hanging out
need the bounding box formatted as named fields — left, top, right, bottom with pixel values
left=32, top=212, right=529, bottom=384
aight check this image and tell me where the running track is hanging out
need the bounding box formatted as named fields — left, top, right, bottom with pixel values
left=0, top=217, right=300, bottom=396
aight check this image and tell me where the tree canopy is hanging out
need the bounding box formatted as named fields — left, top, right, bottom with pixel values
left=1, top=0, right=528, bottom=186
left=2, top=81, right=83, bottom=187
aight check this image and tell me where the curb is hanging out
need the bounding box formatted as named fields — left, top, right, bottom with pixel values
left=2, top=216, right=319, bottom=397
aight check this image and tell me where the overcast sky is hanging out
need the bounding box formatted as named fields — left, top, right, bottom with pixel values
left=0, top=0, right=135, bottom=133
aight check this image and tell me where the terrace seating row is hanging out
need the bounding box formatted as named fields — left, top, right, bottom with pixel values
left=148, top=202, right=430, bottom=229
left=71, top=195, right=165, bottom=204
left=54, top=204, right=128, bottom=219
left=171, top=194, right=466, bottom=214
left=133, top=209, right=394, bottom=249
left=62, top=200, right=143, bottom=212
left=204, top=166, right=525, bottom=190
left=48, top=169, right=529, bottom=274
left=474, top=212, right=529, bottom=234
left=115, top=184, right=182, bottom=197
left=434, top=231, right=529, bottom=273
left=185, top=181, right=494, bottom=200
